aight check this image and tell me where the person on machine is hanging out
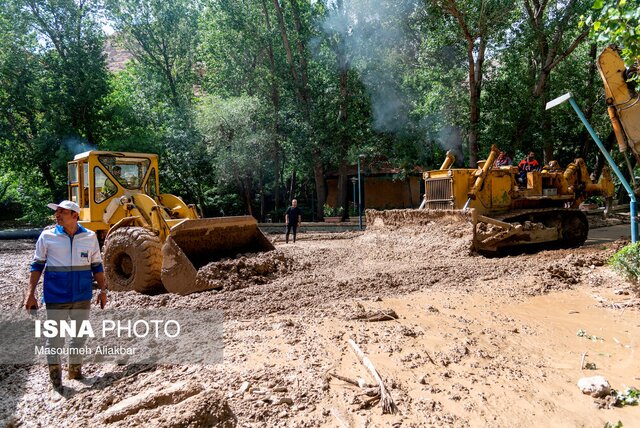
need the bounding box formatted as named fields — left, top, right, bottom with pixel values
left=517, top=151, right=541, bottom=185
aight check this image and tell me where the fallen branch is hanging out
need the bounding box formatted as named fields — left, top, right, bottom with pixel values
left=425, top=350, right=437, bottom=366
left=348, top=338, right=398, bottom=414
left=329, top=372, right=359, bottom=387
left=113, top=364, right=155, bottom=385
left=349, top=308, right=399, bottom=322
left=580, top=352, right=587, bottom=370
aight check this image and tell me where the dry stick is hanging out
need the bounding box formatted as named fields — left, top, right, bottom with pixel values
left=425, top=350, right=437, bottom=366
left=348, top=338, right=398, bottom=414
left=329, top=372, right=361, bottom=388
left=113, top=364, right=155, bottom=385
left=580, top=352, right=588, bottom=370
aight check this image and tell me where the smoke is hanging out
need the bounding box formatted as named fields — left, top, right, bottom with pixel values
left=63, top=137, right=97, bottom=156
left=320, top=0, right=418, bottom=134
left=319, top=0, right=463, bottom=158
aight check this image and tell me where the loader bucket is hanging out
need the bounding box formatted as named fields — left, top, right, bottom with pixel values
left=161, top=216, right=275, bottom=295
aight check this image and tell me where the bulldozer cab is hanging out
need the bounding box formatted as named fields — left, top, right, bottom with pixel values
left=67, top=151, right=160, bottom=234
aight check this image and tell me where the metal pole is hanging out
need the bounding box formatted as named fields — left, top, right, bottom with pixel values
left=358, top=157, right=362, bottom=230
left=562, top=96, right=637, bottom=243
left=351, top=178, right=357, bottom=219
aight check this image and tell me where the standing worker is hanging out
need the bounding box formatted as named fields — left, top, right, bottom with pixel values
left=285, top=199, right=302, bottom=244
left=24, top=200, right=107, bottom=392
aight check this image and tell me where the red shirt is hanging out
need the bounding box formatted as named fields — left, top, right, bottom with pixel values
left=518, top=158, right=540, bottom=172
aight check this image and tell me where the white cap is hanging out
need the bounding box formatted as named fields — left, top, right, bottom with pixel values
left=47, top=200, right=80, bottom=214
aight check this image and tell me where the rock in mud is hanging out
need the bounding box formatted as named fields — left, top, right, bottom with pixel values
left=577, top=376, right=611, bottom=398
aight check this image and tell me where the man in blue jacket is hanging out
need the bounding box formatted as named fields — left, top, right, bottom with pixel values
left=24, top=200, right=107, bottom=390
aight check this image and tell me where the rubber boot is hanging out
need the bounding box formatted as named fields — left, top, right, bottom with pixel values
left=68, top=364, right=82, bottom=380
left=49, top=364, right=62, bottom=389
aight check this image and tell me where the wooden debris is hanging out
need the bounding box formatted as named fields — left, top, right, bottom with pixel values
left=113, top=364, right=155, bottom=385
left=329, top=372, right=375, bottom=389
left=349, top=308, right=399, bottom=322
left=329, top=372, right=361, bottom=388
left=348, top=338, right=398, bottom=414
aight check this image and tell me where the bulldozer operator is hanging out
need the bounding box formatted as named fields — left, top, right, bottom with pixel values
left=517, top=151, right=541, bottom=185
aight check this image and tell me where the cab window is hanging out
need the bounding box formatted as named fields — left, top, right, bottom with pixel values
left=95, top=167, right=117, bottom=203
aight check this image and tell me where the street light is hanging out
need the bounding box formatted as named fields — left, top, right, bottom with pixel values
left=546, top=92, right=637, bottom=243
left=357, top=154, right=366, bottom=230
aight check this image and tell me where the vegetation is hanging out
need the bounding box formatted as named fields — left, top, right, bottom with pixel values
left=0, top=0, right=636, bottom=224
left=584, top=0, right=640, bottom=71
left=609, top=242, right=640, bottom=294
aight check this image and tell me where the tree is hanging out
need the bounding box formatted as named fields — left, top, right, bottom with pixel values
left=0, top=0, right=109, bottom=204
left=105, top=0, right=200, bottom=108
left=196, top=95, right=275, bottom=216
left=587, top=0, right=640, bottom=69
left=522, top=0, right=591, bottom=162
left=430, top=0, right=514, bottom=165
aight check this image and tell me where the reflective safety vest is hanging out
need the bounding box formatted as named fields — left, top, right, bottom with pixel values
left=31, top=224, right=103, bottom=304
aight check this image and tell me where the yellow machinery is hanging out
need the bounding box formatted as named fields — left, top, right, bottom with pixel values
left=67, top=151, right=274, bottom=294
left=368, top=145, right=615, bottom=253
left=369, top=46, right=640, bottom=254
left=597, top=45, right=640, bottom=170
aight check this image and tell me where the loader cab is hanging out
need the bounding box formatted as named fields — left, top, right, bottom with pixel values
left=67, top=151, right=160, bottom=234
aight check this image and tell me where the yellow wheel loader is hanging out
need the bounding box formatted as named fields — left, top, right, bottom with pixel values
left=66, top=151, right=274, bottom=295
left=368, top=145, right=615, bottom=253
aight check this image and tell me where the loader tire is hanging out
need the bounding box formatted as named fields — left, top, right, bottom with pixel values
left=103, top=227, right=163, bottom=293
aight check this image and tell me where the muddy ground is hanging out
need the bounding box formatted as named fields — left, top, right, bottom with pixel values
left=0, top=215, right=638, bottom=427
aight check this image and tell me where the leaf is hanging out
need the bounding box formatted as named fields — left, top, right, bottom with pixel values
left=592, top=0, right=604, bottom=10
left=594, top=21, right=601, bottom=31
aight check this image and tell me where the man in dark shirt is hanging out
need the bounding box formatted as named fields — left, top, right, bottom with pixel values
left=285, top=199, right=302, bottom=244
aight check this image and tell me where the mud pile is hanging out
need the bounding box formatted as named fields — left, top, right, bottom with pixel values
left=363, top=208, right=474, bottom=257
left=194, top=250, right=295, bottom=293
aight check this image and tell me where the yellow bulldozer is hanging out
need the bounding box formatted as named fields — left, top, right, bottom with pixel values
left=66, top=151, right=274, bottom=294
left=369, top=145, right=615, bottom=253
left=369, top=45, right=640, bottom=254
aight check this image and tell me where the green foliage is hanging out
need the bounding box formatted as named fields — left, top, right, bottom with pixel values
left=612, top=387, right=639, bottom=406
left=0, top=0, right=624, bottom=222
left=323, top=204, right=343, bottom=217
left=196, top=95, right=276, bottom=215
left=609, top=242, right=640, bottom=293
left=604, top=421, right=623, bottom=428
left=584, top=0, right=640, bottom=71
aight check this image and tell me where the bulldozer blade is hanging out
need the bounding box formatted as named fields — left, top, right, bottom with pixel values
left=160, top=216, right=275, bottom=295
left=366, top=208, right=474, bottom=229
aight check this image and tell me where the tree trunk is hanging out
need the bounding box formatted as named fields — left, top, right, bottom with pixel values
left=337, top=163, right=349, bottom=221
left=272, top=0, right=325, bottom=219
left=38, top=161, right=59, bottom=199
left=580, top=43, right=599, bottom=158
left=261, top=0, right=282, bottom=217
left=313, top=160, right=326, bottom=220
left=243, top=176, right=253, bottom=216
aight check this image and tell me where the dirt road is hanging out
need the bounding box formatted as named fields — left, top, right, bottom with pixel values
left=0, top=222, right=638, bottom=427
